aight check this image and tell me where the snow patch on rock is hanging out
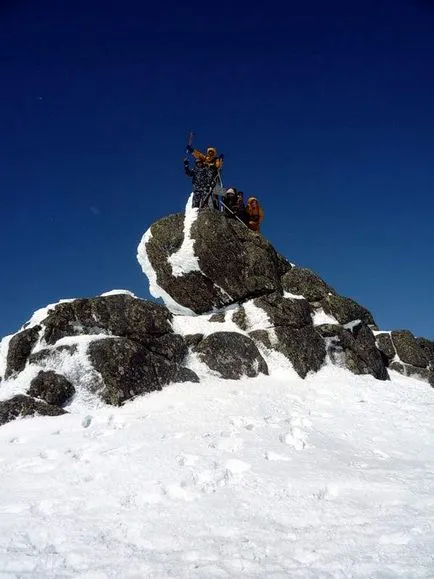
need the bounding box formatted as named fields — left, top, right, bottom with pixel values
left=100, top=289, right=138, bottom=298
left=137, top=229, right=195, bottom=316
left=167, top=194, right=201, bottom=277
left=311, top=308, right=339, bottom=326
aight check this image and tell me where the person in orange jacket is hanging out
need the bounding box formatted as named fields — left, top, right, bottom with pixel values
left=191, top=146, right=224, bottom=169
left=246, top=197, right=264, bottom=232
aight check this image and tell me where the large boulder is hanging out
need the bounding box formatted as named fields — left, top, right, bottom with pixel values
left=274, top=325, right=326, bottom=378
left=0, top=395, right=66, bottom=426
left=5, top=326, right=41, bottom=379
left=42, top=294, right=172, bottom=345
left=1, top=294, right=196, bottom=411
left=281, top=267, right=336, bottom=302
left=416, top=337, right=434, bottom=367
left=88, top=337, right=198, bottom=405
left=322, top=294, right=376, bottom=327
left=253, top=293, right=312, bottom=328
left=27, top=370, right=75, bottom=406
left=389, top=361, right=434, bottom=387
left=142, top=210, right=291, bottom=314
left=375, top=333, right=395, bottom=362
left=318, top=324, right=389, bottom=380
left=193, top=332, right=268, bottom=380
left=391, top=330, right=428, bottom=368
left=252, top=293, right=326, bottom=378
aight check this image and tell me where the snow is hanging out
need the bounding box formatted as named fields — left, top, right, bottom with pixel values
left=283, top=291, right=305, bottom=300
left=168, top=194, right=201, bottom=276
left=100, top=289, right=137, bottom=298
left=0, top=334, right=111, bottom=410
left=0, top=333, right=12, bottom=379
left=344, top=319, right=362, bottom=332
left=1, top=366, right=434, bottom=577
left=311, top=307, right=339, bottom=326
left=2, top=235, right=434, bottom=576
left=137, top=228, right=195, bottom=315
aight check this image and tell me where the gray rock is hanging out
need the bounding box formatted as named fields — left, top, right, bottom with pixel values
left=274, top=325, right=326, bottom=378
left=416, top=337, right=434, bottom=366
left=276, top=254, right=293, bottom=278
left=375, top=333, right=395, bottom=361
left=88, top=337, right=197, bottom=405
left=281, top=267, right=336, bottom=302
left=145, top=210, right=286, bottom=314
left=254, top=293, right=312, bottom=328
left=318, top=324, right=389, bottom=380
left=0, top=395, right=66, bottom=427
left=252, top=293, right=325, bottom=378
left=322, top=294, right=376, bottom=327
left=389, top=361, right=405, bottom=374
left=184, top=334, right=204, bottom=348
left=42, top=295, right=172, bottom=346
left=146, top=333, right=188, bottom=364
left=28, top=370, right=75, bottom=406
left=193, top=331, right=268, bottom=380
left=5, top=326, right=41, bottom=379
left=389, top=361, right=434, bottom=386
left=232, top=307, right=248, bottom=331
left=209, top=313, right=226, bottom=323
left=391, top=330, right=428, bottom=368
left=174, top=367, right=200, bottom=383
left=352, top=324, right=389, bottom=380
left=249, top=329, right=272, bottom=350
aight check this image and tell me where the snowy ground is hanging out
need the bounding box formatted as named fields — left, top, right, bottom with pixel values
left=1, top=365, right=434, bottom=578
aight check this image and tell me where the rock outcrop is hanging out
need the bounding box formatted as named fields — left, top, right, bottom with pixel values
left=0, top=395, right=66, bottom=426
left=141, top=209, right=291, bottom=314
left=0, top=293, right=198, bottom=424
left=28, top=370, right=75, bottom=406
left=1, top=203, right=433, bottom=427
left=193, top=332, right=268, bottom=380
left=376, top=330, right=434, bottom=386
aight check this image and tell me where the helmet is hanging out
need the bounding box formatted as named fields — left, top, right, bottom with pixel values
left=206, top=147, right=217, bottom=157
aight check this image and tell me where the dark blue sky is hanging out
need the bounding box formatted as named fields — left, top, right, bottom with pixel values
left=1, top=0, right=433, bottom=339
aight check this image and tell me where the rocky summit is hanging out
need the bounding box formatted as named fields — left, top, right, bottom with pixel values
left=1, top=205, right=433, bottom=426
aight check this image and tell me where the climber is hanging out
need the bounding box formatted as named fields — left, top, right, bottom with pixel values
left=246, top=197, right=264, bottom=232
left=222, top=187, right=238, bottom=215
left=221, top=187, right=249, bottom=225
left=236, top=191, right=249, bottom=225
left=184, top=145, right=224, bottom=209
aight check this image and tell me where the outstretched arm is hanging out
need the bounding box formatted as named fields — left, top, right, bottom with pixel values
left=192, top=149, right=206, bottom=162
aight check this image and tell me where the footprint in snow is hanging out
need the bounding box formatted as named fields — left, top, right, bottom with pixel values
left=264, top=451, right=292, bottom=462
left=161, top=482, right=198, bottom=502
left=176, top=453, right=199, bottom=466
left=280, top=426, right=308, bottom=450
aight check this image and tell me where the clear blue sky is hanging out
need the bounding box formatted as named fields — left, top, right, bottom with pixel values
left=1, top=0, right=433, bottom=340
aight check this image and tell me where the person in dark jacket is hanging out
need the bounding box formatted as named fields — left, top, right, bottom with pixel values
left=235, top=190, right=249, bottom=225
left=223, top=187, right=238, bottom=215
left=222, top=187, right=249, bottom=225
left=184, top=145, right=223, bottom=208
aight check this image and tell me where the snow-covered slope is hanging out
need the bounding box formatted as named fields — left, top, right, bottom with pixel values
left=1, top=363, right=434, bottom=578
left=1, top=203, right=433, bottom=577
